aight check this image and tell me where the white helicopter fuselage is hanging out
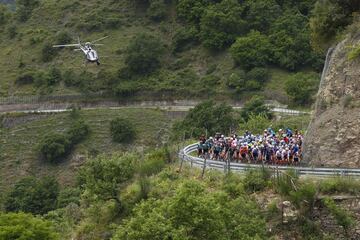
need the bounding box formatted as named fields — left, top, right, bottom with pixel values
left=81, top=43, right=99, bottom=64
left=53, top=36, right=107, bottom=66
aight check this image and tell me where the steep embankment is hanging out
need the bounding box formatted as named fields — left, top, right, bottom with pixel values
left=304, top=34, right=360, bottom=167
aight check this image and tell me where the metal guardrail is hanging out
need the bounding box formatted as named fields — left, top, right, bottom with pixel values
left=179, top=143, right=360, bottom=176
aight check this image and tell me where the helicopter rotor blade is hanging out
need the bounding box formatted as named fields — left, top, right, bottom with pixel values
left=92, top=44, right=104, bottom=46
left=53, top=44, right=81, bottom=48
left=90, top=36, right=108, bottom=44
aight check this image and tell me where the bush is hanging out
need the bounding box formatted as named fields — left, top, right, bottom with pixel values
left=7, top=25, right=17, bottom=39
left=172, top=100, right=237, bottom=139
left=285, top=72, right=320, bottom=105
left=230, top=30, right=273, bottom=69
left=240, top=96, right=273, bottom=122
left=67, top=120, right=90, bottom=144
left=16, top=72, right=34, bottom=85
left=55, top=31, right=72, bottom=45
left=176, top=0, right=210, bottom=24
left=199, top=0, right=246, bottom=50
left=245, top=0, right=281, bottom=32
left=243, top=168, right=271, bottom=192
left=147, top=0, right=166, bottom=21
left=77, top=153, right=136, bottom=200
left=0, top=212, right=59, bottom=240
left=172, top=27, right=199, bottom=52
left=47, top=67, right=62, bottom=85
left=125, top=33, right=165, bottom=75
left=247, top=67, right=269, bottom=83
left=56, top=187, right=81, bottom=208
left=323, top=197, right=354, bottom=233
left=39, top=133, right=72, bottom=163
left=239, top=113, right=271, bottom=134
left=110, top=118, right=136, bottom=143
left=5, top=176, right=59, bottom=215
left=319, top=177, right=360, bottom=195
left=42, top=42, right=58, bottom=62
left=274, top=169, right=299, bottom=196
left=139, top=149, right=167, bottom=177
left=290, top=182, right=316, bottom=215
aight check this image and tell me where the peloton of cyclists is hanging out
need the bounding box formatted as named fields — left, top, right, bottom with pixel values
left=197, top=128, right=303, bottom=165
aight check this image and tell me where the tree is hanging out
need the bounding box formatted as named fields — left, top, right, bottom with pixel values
left=41, top=42, right=58, bottom=62
left=230, top=30, right=273, bottom=69
left=5, top=176, right=59, bottom=215
left=285, top=72, right=320, bottom=105
left=245, top=0, right=281, bottom=32
left=39, top=133, right=71, bottom=162
left=110, top=118, right=136, bottom=143
left=0, top=4, right=9, bottom=25
left=176, top=0, right=211, bottom=24
left=173, top=100, right=237, bottom=139
left=77, top=154, right=136, bottom=201
left=240, top=96, right=272, bottom=121
left=67, top=119, right=90, bottom=144
left=199, top=0, right=247, bottom=50
left=270, top=11, right=315, bottom=70
left=0, top=212, right=59, bottom=240
left=310, top=0, right=360, bottom=49
left=147, top=0, right=166, bottom=21
left=113, top=180, right=267, bottom=240
left=125, top=33, right=164, bottom=75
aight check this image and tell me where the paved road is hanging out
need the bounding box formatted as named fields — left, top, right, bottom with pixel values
left=179, top=143, right=360, bottom=177
left=0, top=103, right=310, bottom=115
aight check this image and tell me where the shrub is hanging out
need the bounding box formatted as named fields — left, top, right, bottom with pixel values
left=67, top=120, right=90, bottom=145
left=176, top=0, right=210, bottom=24
left=319, top=177, right=360, bottom=195
left=0, top=4, right=9, bottom=25
left=240, top=95, right=273, bottom=122
left=5, top=176, right=59, bottom=215
left=55, top=31, right=72, bottom=45
left=243, top=168, right=271, bottom=192
left=47, top=67, right=62, bottom=86
left=274, top=169, right=299, bottom=196
left=16, top=72, right=34, bottom=85
left=110, top=118, right=136, bottom=143
left=147, top=0, right=166, bottom=21
left=285, top=72, right=320, bottom=105
left=246, top=67, right=269, bottom=83
left=125, top=33, right=165, bottom=75
left=63, top=70, right=81, bottom=87
left=172, top=100, right=237, bottom=139
left=42, top=42, right=58, bottom=62
left=172, top=27, right=199, bottom=52
left=0, top=212, right=59, bottom=240
left=239, top=113, right=271, bottom=134
left=139, top=149, right=167, bottom=177
left=230, top=30, right=273, bottom=69
left=56, top=187, right=81, bottom=208
left=290, top=182, right=317, bottom=215
left=7, top=25, right=17, bottom=39
left=323, top=197, right=354, bottom=233
left=77, top=154, right=136, bottom=200
left=199, top=0, right=246, bottom=50
left=39, top=133, right=72, bottom=163
left=245, top=0, right=281, bottom=32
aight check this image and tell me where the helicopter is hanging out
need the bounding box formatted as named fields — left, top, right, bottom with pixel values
left=53, top=36, right=108, bottom=65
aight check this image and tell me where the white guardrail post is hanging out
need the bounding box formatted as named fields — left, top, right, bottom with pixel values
left=179, top=143, right=360, bottom=177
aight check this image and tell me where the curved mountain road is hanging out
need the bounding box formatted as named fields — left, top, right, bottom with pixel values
left=179, top=143, right=360, bottom=177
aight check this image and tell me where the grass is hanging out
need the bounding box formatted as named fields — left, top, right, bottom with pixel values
left=0, top=108, right=175, bottom=194
left=0, top=0, right=321, bottom=107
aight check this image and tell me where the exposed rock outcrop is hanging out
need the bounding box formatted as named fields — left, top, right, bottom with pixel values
left=304, top=36, right=360, bottom=167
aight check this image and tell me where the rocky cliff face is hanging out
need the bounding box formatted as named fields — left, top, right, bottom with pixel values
left=304, top=35, right=360, bottom=167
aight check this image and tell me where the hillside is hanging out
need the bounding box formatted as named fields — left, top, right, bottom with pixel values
left=0, top=0, right=322, bottom=107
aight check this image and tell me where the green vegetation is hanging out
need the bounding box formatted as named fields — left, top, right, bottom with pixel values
left=240, top=95, right=272, bottom=121
left=323, top=197, right=354, bottom=234
left=110, top=118, right=136, bottom=143
left=172, top=100, right=237, bottom=139
left=285, top=72, right=320, bottom=106
left=0, top=0, right=322, bottom=106
left=4, top=176, right=59, bottom=215
left=0, top=212, right=59, bottom=240
left=39, top=119, right=89, bottom=162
